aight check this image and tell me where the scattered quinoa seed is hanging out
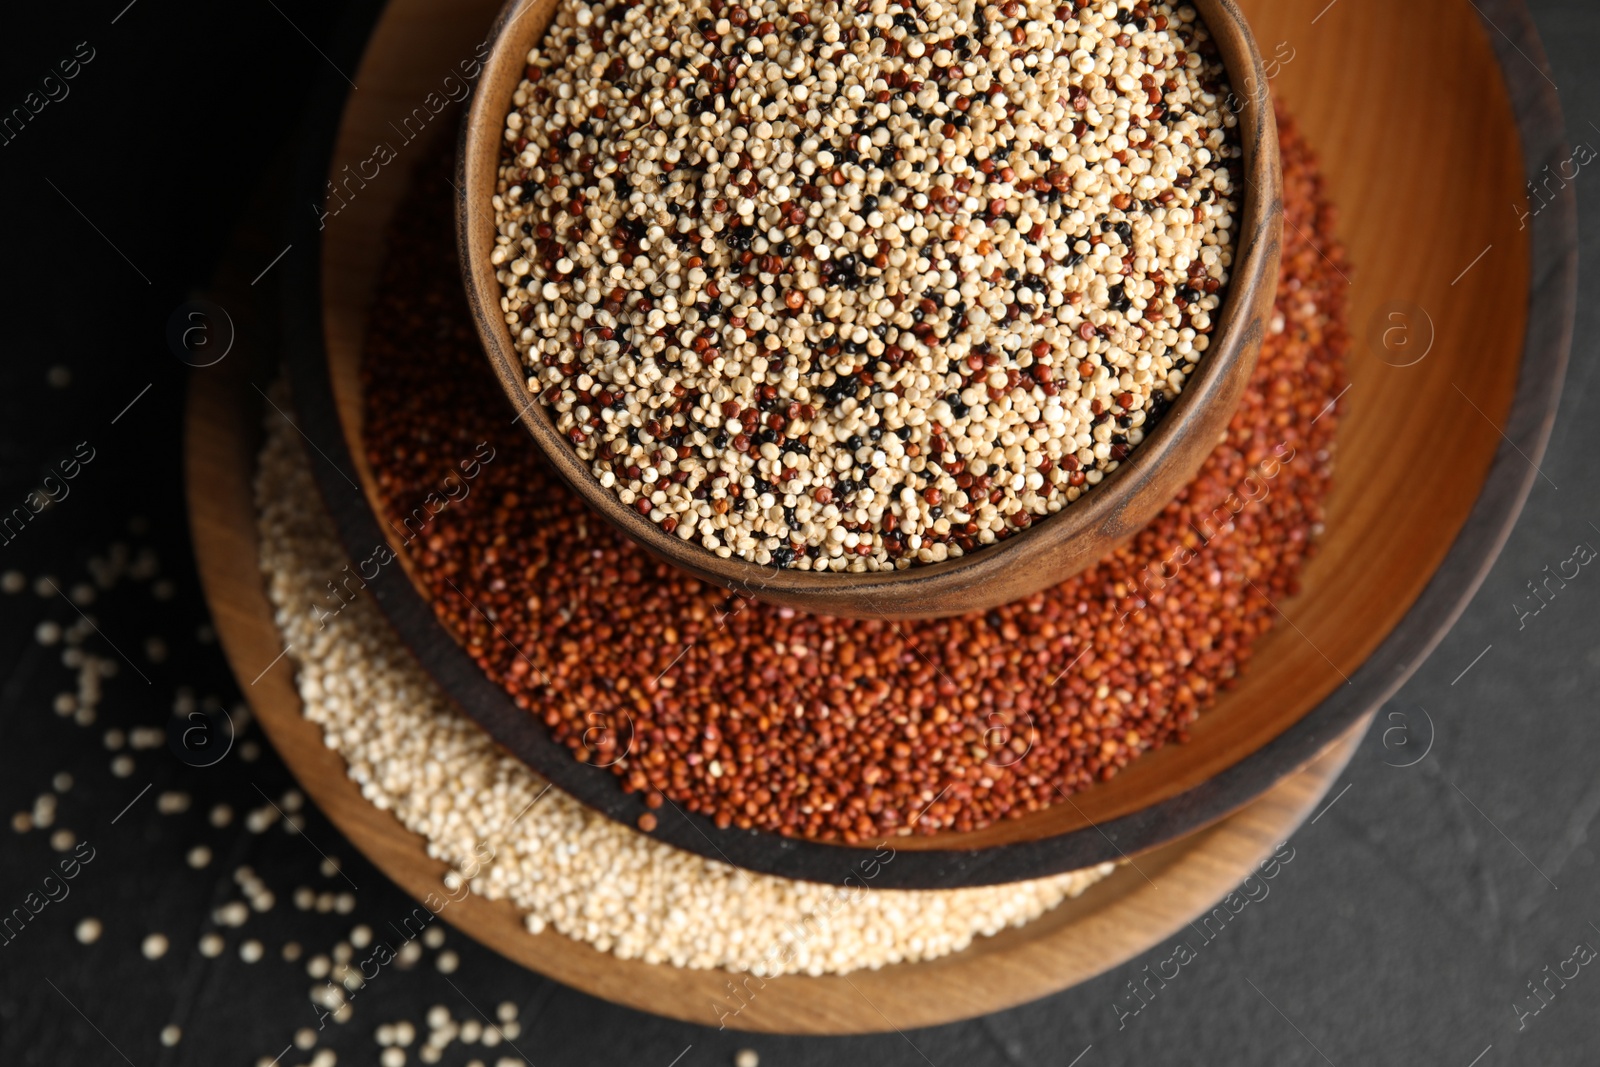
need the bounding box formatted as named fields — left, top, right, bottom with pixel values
left=156, top=790, right=191, bottom=815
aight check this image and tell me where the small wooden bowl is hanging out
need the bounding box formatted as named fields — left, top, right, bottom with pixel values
left=458, top=0, right=1284, bottom=619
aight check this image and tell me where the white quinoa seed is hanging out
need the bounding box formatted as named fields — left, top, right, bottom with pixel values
left=75, top=917, right=103, bottom=944
left=156, top=790, right=191, bottom=815
left=142, top=933, right=169, bottom=960
left=160, top=1024, right=182, bottom=1047
left=199, top=933, right=225, bottom=957
left=253, top=394, right=1113, bottom=973
left=493, top=0, right=1239, bottom=570
left=216, top=901, right=250, bottom=927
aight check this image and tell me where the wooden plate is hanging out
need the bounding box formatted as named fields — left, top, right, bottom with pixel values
left=274, top=0, right=1573, bottom=889
left=188, top=336, right=1366, bottom=1032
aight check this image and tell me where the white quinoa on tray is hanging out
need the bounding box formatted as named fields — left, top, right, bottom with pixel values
left=492, top=0, right=1240, bottom=571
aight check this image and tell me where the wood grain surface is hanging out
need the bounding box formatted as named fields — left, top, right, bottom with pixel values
left=276, top=0, right=1571, bottom=888
left=456, top=0, right=1284, bottom=619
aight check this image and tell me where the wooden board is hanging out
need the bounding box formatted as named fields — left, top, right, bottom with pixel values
left=272, top=0, right=1575, bottom=888
left=187, top=342, right=1365, bottom=1032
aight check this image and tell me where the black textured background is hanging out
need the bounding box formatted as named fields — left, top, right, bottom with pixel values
left=1, top=1, right=1598, bottom=1064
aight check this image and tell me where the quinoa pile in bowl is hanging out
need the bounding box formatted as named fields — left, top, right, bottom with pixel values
left=490, top=0, right=1241, bottom=572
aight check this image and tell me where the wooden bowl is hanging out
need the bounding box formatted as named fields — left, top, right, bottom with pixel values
left=456, top=0, right=1284, bottom=619
left=278, top=0, right=1572, bottom=891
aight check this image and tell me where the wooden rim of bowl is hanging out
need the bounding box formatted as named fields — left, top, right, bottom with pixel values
left=455, top=0, right=1284, bottom=619
left=277, top=0, right=1574, bottom=890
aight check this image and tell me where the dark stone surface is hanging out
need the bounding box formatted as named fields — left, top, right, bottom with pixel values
left=0, top=1, right=1597, bottom=1064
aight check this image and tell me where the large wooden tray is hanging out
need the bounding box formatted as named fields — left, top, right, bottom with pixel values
left=271, top=0, right=1573, bottom=888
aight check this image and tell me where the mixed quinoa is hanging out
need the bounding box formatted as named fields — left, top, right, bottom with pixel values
left=492, top=0, right=1241, bottom=570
